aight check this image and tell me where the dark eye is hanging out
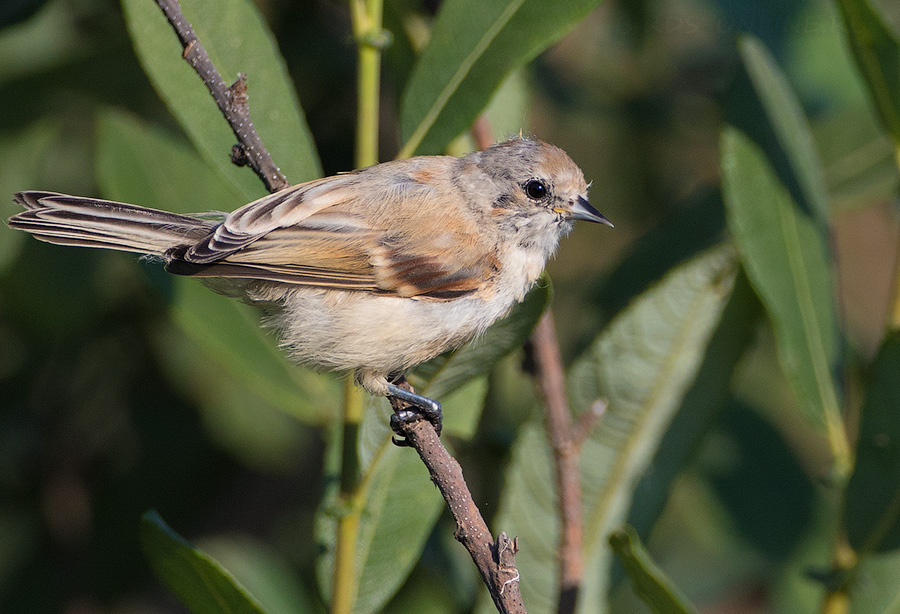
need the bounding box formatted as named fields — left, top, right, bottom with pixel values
left=524, top=179, right=549, bottom=200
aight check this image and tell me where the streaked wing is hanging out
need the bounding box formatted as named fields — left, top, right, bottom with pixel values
left=168, top=172, right=498, bottom=299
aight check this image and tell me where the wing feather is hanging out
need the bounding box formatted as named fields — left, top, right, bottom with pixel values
left=169, top=165, right=499, bottom=299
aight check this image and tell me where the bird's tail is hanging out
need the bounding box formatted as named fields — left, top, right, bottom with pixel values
left=8, top=191, right=215, bottom=256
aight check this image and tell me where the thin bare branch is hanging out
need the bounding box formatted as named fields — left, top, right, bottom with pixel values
left=154, top=0, right=290, bottom=193
left=391, top=412, right=527, bottom=614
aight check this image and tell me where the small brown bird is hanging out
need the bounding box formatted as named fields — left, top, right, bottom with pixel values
left=8, top=137, right=612, bottom=433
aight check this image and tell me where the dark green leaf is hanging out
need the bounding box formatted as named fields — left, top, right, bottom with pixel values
left=845, top=332, right=900, bottom=552
left=398, top=0, right=602, bottom=156
left=121, top=0, right=321, bottom=200
left=609, top=526, right=698, bottom=614
left=200, top=536, right=318, bottom=614
left=0, top=119, right=60, bottom=272
left=140, top=511, right=267, bottom=614
left=835, top=0, right=900, bottom=143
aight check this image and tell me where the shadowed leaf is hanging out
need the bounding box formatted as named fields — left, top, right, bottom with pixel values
left=140, top=511, right=267, bottom=614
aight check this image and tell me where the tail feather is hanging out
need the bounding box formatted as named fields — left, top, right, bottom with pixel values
left=8, top=191, right=215, bottom=256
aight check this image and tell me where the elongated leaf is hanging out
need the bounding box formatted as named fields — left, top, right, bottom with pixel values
left=721, top=37, right=846, bottom=469
left=835, top=0, right=900, bottom=143
left=95, top=108, right=244, bottom=215
left=410, top=280, right=550, bottom=400
left=479, top=245, right=738, bottom=614
left=140, top=511, right=267, bottom=614
left=200, top=535, right=317, bottom=614
left=121, top=0, right=321, bottom=200
left=398, top=0, right=602, bottom=156
left=845, top=332, right=900, bottom=552
left=849, top=549, right=900, bottom=614
left=624, top=269, right=762, bottom=547
left=609, top=526, right=698, bottom=614
left=0, top=119, right=60, bottom=272
left=95, top=109, right=336, bottom=425
left=721, top=126, right=843, bottom=442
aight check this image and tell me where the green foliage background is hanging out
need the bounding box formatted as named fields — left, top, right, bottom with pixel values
left=1, top=0, right=899, bottom=612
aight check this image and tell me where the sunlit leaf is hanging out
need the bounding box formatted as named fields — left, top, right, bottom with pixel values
left=480, top=245, right=738, bottom=614
left=625, top=270, right=762, bottom=544
left=140, top=511, right=267, bottom=614
left=121, top=0, right=321, bottom=200
left=398, top=0, right=602, bottom=156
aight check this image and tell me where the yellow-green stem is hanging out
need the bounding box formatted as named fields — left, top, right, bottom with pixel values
left=888, top=144, right=900, bottom=331
left=332, top=379, right=366, bottom=614
left=332, top=1, right=384, bottom=612
left=351, top=0, right=384, bottom=169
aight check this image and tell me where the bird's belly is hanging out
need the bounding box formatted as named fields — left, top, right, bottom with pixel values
left=266, top=287, right=518, bottom=375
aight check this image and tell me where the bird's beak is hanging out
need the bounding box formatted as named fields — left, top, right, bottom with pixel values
left=561, top=196, right=614, bottom=227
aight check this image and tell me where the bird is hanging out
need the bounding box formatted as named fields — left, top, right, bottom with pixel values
left=8, top=137, right=612, bottom=435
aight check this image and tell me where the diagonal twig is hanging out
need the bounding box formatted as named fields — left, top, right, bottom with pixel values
left=391, top=414, right=527, bottom=614
left=154, top=0, right=290, bottom=193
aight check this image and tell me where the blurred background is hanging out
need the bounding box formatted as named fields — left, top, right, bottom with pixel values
left=1, top=0, right=898, bottom=612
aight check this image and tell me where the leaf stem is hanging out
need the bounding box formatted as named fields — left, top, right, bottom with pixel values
left=332, top=379, right=366, bottom=614
left=351, top=0, right=384, bottom=168
left=887, top=144, right=900, bottom=332
left=331, top=1, right=384, bottom=610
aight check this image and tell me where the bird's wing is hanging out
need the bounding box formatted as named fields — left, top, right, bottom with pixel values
left=167, top=173, right=498, bottom=299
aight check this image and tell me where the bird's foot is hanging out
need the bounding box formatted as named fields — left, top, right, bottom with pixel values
left=387, top=382, right=442, bottom=447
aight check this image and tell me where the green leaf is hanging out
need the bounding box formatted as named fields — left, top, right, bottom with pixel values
left=95, top=109, right=336, bottom=426
left=200, top=535, right=318, bottom=614
left=95, top=108, right=245, bottom=214
left=844, top=332, right=900, bottom=552
left=816, top=105, right=900, bottom=212
left=121, top=0, right=321, bottom=200
left=835, top=0, right=900, bottom=143
left=725, top=36, right=831, bottom=225
left=398, top=0, right=602, bottom=156
left=0, top=119, right=60, bottom=273
left=609, top=526, right=698, bottom=614
left=624, top=269, right=762, bottom=546
left=410, top=279, right=551, bottom=400
left=849, top=549, right=900, bottom=614
left=481, top=245, right=738, bottom=614
left=721, top=37, right=847, bottom=471
left=140, top=511, right=268, bottom=614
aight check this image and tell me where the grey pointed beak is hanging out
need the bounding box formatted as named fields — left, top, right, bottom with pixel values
left=568, top=196, right=614, bottom=227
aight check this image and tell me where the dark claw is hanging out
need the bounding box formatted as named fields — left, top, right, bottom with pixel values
left=386, top=383, right=443, bottom=438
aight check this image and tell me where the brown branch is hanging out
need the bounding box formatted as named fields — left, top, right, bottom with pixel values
left=154, top=0, right=290, bottom=193
left=530, top=312, right=603, bottom=614
left=391, top=414, right=526, bottom=614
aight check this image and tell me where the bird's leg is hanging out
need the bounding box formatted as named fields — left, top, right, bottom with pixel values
left=387, top=376, right=442, bottom=446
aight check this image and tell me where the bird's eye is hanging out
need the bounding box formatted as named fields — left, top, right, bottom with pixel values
left=524, top=179, right=549, bottom=200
